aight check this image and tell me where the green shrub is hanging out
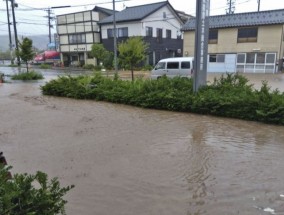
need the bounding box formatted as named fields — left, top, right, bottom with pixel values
left=94, top=65, right=103, bottom=71
left=40, top=64, right=52, bottom=69
left=0, top=164, right=74, bottom=215
left=41, top=73, right=284, bottom=125
left=83, top=64, right=95, bottom=70
left=8, top=64, right=18, bottom=67
left=11, top=70, right=44, bottom=80
left=141, top=64, right=153, bottom=71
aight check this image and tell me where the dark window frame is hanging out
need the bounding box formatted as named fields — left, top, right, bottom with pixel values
left=237, top=27, right=258, bottom=43
left=68, top=34, right=86, bottom=44
left=146, top=27, right=153, bottom=37
left=166, top=29, right=171, bottom=39
left=209, top=29, right=218, bottom=44
left=156, top=28, right=163, bottom=43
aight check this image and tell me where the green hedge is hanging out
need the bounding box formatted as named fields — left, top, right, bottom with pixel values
left=41, top=73, right=284, bottom=125
left=11, top=70, right=44, bottom=80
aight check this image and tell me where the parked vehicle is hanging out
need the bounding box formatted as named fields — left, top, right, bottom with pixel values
left=151, top=57, right=194, bottom=79
left=33, top=50, right=60, bottom=65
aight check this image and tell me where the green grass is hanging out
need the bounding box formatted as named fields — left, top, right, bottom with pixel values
left=11, top=70, right=44, bottom=80
left=41, top=73, right=284, bottom=125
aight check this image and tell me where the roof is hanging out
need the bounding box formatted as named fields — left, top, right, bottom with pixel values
left=99, top=1, right=182, bottom=24
left=93, top=6, right=116, bottom=16
left=182, top=9, right=284, bottom=31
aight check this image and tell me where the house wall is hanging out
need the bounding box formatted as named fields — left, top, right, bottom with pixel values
left=57, top=10, right=101, bottom=66
left=100, top=5, right=183, bottom=66
left=183, top=24, right=284, bottom=73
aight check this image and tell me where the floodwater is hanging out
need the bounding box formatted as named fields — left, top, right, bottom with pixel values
left=1, top=68, right=284, bottom=215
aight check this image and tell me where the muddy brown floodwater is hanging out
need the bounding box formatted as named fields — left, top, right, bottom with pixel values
left=1, top=73, right=284, bottom=215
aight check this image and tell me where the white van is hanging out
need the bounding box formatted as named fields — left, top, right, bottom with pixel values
left=151, top=57, right=194, bottom=79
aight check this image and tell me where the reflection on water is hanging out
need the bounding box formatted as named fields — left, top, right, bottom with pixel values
left=1, top=72, right=284, bottom=215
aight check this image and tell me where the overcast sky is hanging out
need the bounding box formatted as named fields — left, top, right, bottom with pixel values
left=0, top=0, right=284, bottom=37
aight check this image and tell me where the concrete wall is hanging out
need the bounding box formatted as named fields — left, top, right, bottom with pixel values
left=183, top=24, right=283, bottom=59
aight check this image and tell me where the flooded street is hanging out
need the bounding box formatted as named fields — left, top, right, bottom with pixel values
left=1, top=68, right=284, bottom=215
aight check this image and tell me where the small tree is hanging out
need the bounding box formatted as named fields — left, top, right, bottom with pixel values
left=16, top=37, right=34, bottom=72
left=0, top=165, right=74, bottom=215
left=91, top=43, right=108, bottom=66
left=118, top=36, right=148, bottom=81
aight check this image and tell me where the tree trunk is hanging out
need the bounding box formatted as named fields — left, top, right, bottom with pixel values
left=26, top=62, right=29, bottom=73
left=131, top=66, right=134, bottom=81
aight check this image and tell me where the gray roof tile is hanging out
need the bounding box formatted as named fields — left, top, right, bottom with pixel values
left=182, top=9, right=284, bottom=31
left=99, top=1, right=168, bottom=24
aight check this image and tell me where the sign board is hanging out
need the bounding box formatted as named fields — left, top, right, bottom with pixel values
left=193, top=0, right=210, bottom=92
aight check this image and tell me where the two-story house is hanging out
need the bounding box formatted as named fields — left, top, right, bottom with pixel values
left=182, top=9, right=284, bottom=73
left=99, top=1, right=185, bottom=66
left=56, top=7, right=113, bottom=66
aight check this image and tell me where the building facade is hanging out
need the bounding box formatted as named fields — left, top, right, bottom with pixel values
left=182, top=9, right=284, bottom=73
left=99, top=2, right=185, bottom=66
left=56, top=7, right=113, bottom=66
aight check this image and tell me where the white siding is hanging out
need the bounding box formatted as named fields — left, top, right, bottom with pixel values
left=207, top=54, right=236, bottom=73
left=92, top=12, right=99, bottom=21
left=75, top=13, right=84, bottom=22
left=66, top=14, right=75, bottom=23
left=60, top=35, right=68, bottom=44
left=142, top=5, right=182, bottom=38
left=67, top=25, right=76, bottom=34
left=84, top=12, right=91, bottom=21
left=86, top=33, right=93, bottom=43
left=101, top=5, right=182, bottom=39
left=93, top=33, right=100, bottom=43
left=85, top=22, right=92, bottom=32
left=57, top=25, right=67, bottom=34
left=75, top=23, right=84, bottom=32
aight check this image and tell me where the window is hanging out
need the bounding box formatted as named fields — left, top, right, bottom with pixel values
left=107, top=29, right=113, bottom=38
left=166, top=30, right=171, bottom=39
left=209, top=29, right=218, bottom=44
left=167, top=62, right=179, bottom=69
left=181, top=61, right=190, bottom=69
left=157, top=28, right=163, bottom=43
left=209, top=54, right=225, bottom=63
left=155, top=62, right=165, bottom=70
left=238, top=27, right=258, bottom=43
left=118, top=27, right=128, bottom=37
left=237, top=53, right=246, bottom=63
left=107, top=27, right=128, bottom=38
left=246, top=53, right=255, bottom=63
left=266, top=53, right=276, bottom=63
left=146, top=27, right=153, bottom=37
left=69, top=34, right=86, bottom=44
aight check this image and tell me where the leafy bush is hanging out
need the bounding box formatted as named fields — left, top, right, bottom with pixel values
left=41, top=73, right=284, bottom=125
left=83, top=64, right=95, bottom=70
left=11, top=70, right=44, bottom=80
left=141, top=64, right=153, bottom=71
left=40, top=64, right=52, bottom=69
left=0, top=164, right=74, bottom=215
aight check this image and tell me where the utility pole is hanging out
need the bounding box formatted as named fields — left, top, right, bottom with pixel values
left=113, top=0, right=118, bottom=74
left=10, top=0, right=20, bottom=66
left=193, top=0, right=210, bottom=92
left=5, top=0, right=13, bottom=64
left=226, top=0, right=235, bottom=14
left=257, top=0, right=261, bottom=11
left=46, top=8, right=54, bottom=44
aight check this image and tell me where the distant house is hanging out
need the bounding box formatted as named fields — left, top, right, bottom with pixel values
left=182, top=9, right=284, bottom=73
left=56, top=7, right=113, bottom=66
left=99, top=1, right=185, bottom=66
